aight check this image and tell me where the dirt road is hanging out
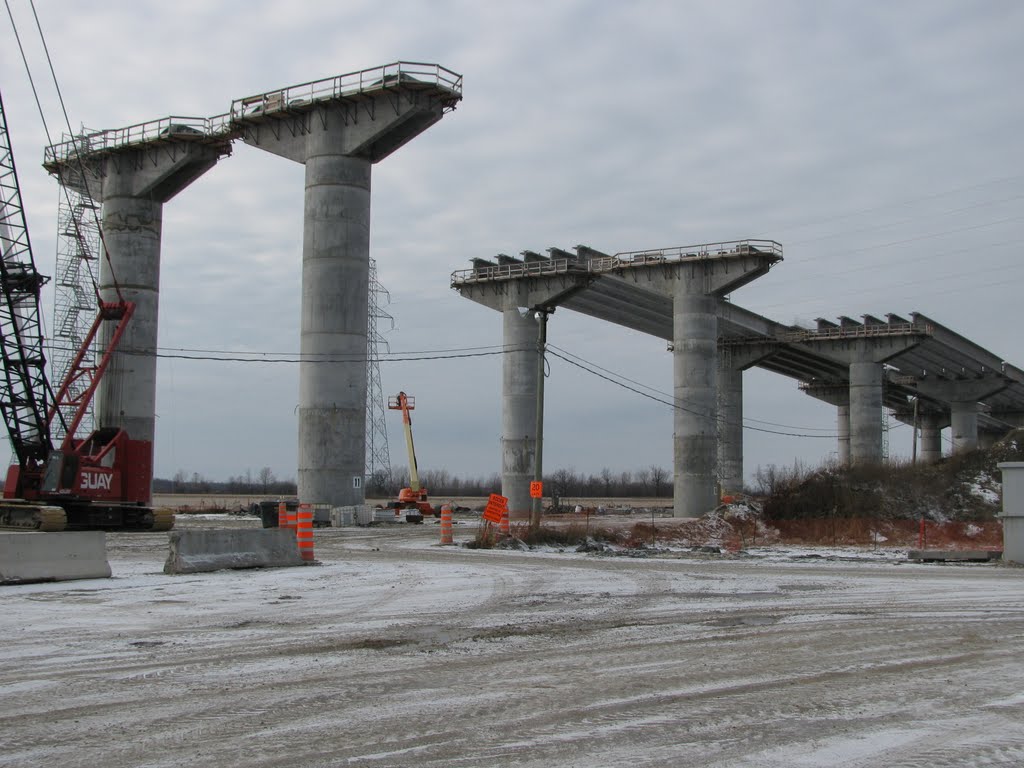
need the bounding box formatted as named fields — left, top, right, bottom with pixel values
left=2, top=517, right=1022, bottom=766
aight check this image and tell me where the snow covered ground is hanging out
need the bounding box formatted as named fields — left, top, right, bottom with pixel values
left=2, top=515, right=1022, bottom=767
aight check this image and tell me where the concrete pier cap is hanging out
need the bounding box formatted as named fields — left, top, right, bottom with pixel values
left=231, top=62, right=463, bottom=508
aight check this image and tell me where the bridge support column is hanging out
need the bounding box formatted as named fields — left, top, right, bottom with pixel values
left=502, top=309, right=539, bottom=516
left=978, top=431, right=1000, bottom=450
left=673, top=288, right=718, bottom=517
left=920, top=413, right=944, bottom=464
left=915, top=376, right=1009, bottom=459
left=298, top=152, right=371, bottom=507
left=950, top=401, right=979, bottom=454
left=96, top=195, right=163, bottom=444
left=837, top=402, right=851, bottom=466
left=237, top=77, right=459, bottom=507
left=849, top=359, right=883, bottom=464
left=717, top=357, right=743, bottom=497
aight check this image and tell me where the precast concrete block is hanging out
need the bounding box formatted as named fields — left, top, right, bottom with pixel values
left=163, top=529, right=305, bottom=574
left=998, top=462, right=1024, bottom=565
left=0, top=532, right=112, bottom=584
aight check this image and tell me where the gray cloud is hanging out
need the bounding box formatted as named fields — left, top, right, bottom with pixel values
left=2, top=0, right=1021, bottom=485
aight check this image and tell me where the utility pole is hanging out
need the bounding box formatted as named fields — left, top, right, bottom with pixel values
left=530, top=308, right=551, bottom=531
left=911, top=397, right=919, bottom=465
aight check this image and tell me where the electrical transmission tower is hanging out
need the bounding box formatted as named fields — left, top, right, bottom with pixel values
left=49, top=136, right=101, bottom=441
left=366, top=258, right=393, bottom=489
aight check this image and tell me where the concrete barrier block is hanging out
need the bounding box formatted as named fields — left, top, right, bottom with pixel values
left=164, top=529, right=306, bottom=575
left=0, top=532, right=112, bottom=584
left=998, top=462, right=1024, bottom=565
left=908, top=549, right=1003, bottom=562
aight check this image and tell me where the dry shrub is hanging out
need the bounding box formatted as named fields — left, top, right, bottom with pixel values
left=464, top=523, right=501, bottom=549
left=512, top=522, right=621, bottom=547
left=770, top=517, right=1004, bottom=548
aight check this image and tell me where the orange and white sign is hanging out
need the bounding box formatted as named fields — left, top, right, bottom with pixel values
left=482, top=493, right=508, bottom=524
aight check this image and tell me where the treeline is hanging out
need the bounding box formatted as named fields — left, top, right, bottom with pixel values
left=154, top=465, right=674, bottom=499
left=153, top=468, right=297, bottom=496
left=376, top=466, right=671, bottom=501
left=374, top=465, right=673, bottom=498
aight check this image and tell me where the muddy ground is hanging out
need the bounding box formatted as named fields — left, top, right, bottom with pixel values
left=2, top=515, right=1022, bottom=767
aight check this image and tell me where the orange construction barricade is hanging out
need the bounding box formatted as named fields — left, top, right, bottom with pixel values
left=440, top=504, right=453, bottom=545
left=296, top=504, right=314, bottom=562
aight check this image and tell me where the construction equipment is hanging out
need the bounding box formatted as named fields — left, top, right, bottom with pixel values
left=0, top=86, right=171, bottom=532
left=386, top=391, right=436, bottom=523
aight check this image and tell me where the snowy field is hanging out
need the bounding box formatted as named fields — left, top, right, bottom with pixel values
left=2, top=515, right=1022, bottom=767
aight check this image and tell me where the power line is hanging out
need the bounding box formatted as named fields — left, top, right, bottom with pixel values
left=544, top=349, right=840, bottom=439
left=772, top=173, right=1024, bottom=237
left=547, top=343, right=837, bottom=432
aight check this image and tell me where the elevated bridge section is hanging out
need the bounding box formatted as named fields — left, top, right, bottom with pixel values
left=452, top=242, right=1024, bottom=513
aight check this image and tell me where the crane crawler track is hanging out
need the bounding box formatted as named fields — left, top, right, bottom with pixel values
left=0, top=503, right=68, bottom=532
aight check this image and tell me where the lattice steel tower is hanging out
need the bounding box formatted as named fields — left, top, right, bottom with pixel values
left=366, top=258, right=392, bottom=488
left=49, top=133, right=101, bottom=441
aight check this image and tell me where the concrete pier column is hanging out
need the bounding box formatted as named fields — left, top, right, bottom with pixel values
left=95, top=195, right=163, bottom=442
left=836, top=403, right=851, bottom=466
left=950, top=401, right=979, bottom=454
left=297, top=153, right=371, bottom=507
left=849, top=359, right=883, bottom=463
left=501, top=309, right=539, bottom=516
left=717, top=356, right=743, bottom=496
left=978, top=431, right=1000, bottom=450
left=919, top=414, right=944, bottom=464
left=673, top=288, right=718, bottom=517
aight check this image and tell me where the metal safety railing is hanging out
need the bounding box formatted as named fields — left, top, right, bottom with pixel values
left=452, top=258, right=577, bottom=284
left=230, top=61, right=463, bottom=121
left=45, top=115, right=234, bottom=166
left=44, top=61, right=463, bottom=167
left=451, top=239, right=783, bottom=286
left=775, top=321, right=934, bottom=343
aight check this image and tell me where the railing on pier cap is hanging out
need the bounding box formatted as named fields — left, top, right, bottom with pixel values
left=229, top=61, right=463, bottom=121
left=45, top=115, right=230, bottom=165
left=589, top=239, right=783, bottom=271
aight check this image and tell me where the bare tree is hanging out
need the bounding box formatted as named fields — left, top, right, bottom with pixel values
left=258, top=467, right=275, bottom=494
left=649, top=465, right=668, bottom=497
left=637, top=468, right=652, bottom=496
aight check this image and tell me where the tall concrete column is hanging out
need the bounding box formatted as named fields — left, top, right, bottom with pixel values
left=849, top=359, right=883, bottom=463
left=96, top=195, right=163, bottom=443
left=717, top=355, right=743, bottom=496
left=297, top=152, right=371, bottom=506
left=236, top=71, right=461, bottom=508
left=55, top=139, right=230, bottom=506
left=918, top=412, right=946, bottom=464
left=836, top=403, right=851, bottom=466
left=501, top=309, right=539, bottom=516
left=978, top=431, right=999, bottom=450
left=674, top=288, right=718, bottom=516
left=950, top=401, right=979, bottom=453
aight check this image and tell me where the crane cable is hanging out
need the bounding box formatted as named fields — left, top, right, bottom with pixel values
left=4, top=0, right=124, bottom=303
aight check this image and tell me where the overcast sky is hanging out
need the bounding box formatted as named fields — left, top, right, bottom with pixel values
left=3, top=0, right=1023, bottom=489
